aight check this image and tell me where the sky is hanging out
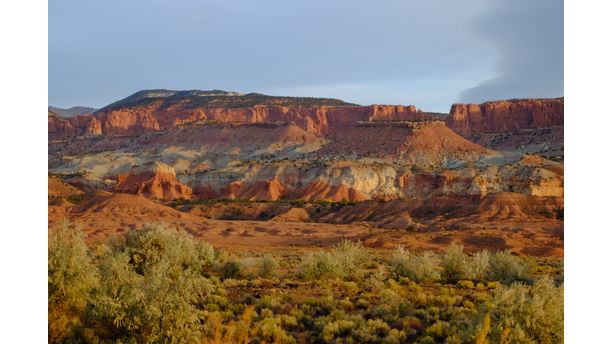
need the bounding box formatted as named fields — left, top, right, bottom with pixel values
left=49, top=0, right=563, bottom=112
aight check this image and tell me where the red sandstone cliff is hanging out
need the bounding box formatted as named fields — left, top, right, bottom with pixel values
left=50, top=91, right=563, bottom=140
left=49, top=113, right=102, bottom=139
left=52, top=103, right=430, bottom=138
left=445, top=98, right=563, bottom=136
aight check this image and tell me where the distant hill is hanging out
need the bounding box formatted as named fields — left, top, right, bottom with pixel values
left=98, top=89, right=357, bottom=112
left=48, top=106, right=97, bottom=117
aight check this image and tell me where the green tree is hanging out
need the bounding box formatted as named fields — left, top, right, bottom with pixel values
left=48, top=220, right=98, bottom=343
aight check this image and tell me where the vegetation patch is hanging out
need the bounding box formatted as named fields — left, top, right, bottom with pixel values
left=49, top=222, right=563, bottom=343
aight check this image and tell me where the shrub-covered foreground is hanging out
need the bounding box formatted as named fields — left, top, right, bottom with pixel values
left=49, top=222, right=563, bottom=343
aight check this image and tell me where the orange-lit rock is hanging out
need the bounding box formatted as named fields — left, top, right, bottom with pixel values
left=446, top=98, right=563, bottom=136
left=115, top=161, right=192, bottom=200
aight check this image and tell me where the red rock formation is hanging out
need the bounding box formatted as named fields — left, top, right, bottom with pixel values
left=191, top=177, right=370, bottom=202
left=225, top=177, right=287, bottom=201
left=54, top=103, right=431, bottom=138
left=84, top=117, right=103, bottom=135
left=446, top=98, right=563, bottom=136
left=48, top=114, right=77, bottom=140
left=48, top=113, right=102, bottom=139
left=293, top=180, right=368, bottom=202
left=114, top=161, right=192, bottom=200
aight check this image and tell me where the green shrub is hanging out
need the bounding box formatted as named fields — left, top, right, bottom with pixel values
left=86, top=224, right=214, bottom=343
left=221, top=260, right=245, bottom=279
left=122, top=223, right=215, bottom=274
left=467, top=250, right=490, bottom=282
left=390, top=246, right=440, bottom=282
left=321, top=319, right=356, bottom=342
left=197, top=241, right=216, bottom=270
left=329, top=240, right=370, bottom=280
left=48, top=221, right=98, bottom=343
left=45, top=220, right=563, bottom=343
left=258, top=255, right=279, bottom=279
left=456, top=280, right=475, bottom=289
left=299, top=241, right=369, bottom=280
left=424, top=320, right=451, bottom=341
left=352, top=319, right=392, bottom=343
left=255, top=317, right=296, bottom=343
left=214, top=248, right=230, bottom=266
left=441, top=243, right=468, bottom=283
left=488, top=276, right=563, bottom=343
left=300, top=251, right=343, bottom=280
left=488, top=250, right=530, bottom=284
left=342, top=281, right=360, bottom=295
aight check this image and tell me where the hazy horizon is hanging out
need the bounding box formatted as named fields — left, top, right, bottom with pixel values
left=49, top=0, right=563, bottom=112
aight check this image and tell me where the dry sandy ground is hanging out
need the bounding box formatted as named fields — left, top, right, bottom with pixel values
left=49, top=193, right=563, bottom=257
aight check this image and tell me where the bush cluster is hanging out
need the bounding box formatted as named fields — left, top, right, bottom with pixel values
left=48, top=222, right=562, bottom=343
left=300, top=240, right=370, bottom=280
left=445, top=243, right=532, bottom=284
left=390, top=246, right=440, bottom=282
left=388, top=243, right=532, bottom=285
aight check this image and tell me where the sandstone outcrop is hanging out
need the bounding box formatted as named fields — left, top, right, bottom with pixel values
left=90, top=104, right=430, bottom=136
left=445, top=98, right=564, bottom=136
left=114, top=161, right=192, bottom=200
left=48, top=112, right=77, bottom=139
left=49, top=113, right=102, bottom=140
left=173, top=159, right=563, bottom=202
left=444, top=98, right=564, bottom=160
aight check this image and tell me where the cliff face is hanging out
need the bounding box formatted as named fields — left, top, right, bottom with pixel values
left=445, top=98, right=564, bottom=136
left=50, top=91, right=563, bottom=141
left=48, top=113, right=76, bottom=139
left=55, top=103, right=430, bottom=138
left=48, top=113, right=102, bottom=139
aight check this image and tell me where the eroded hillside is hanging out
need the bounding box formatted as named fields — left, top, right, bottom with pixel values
left=48, top=90, right=564, bottom=256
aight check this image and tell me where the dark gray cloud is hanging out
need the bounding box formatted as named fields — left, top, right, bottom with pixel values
left=460, top=0, right=563, bottom=102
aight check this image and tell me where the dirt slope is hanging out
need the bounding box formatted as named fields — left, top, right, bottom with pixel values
left=48, top=176, right=83, bottom=197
